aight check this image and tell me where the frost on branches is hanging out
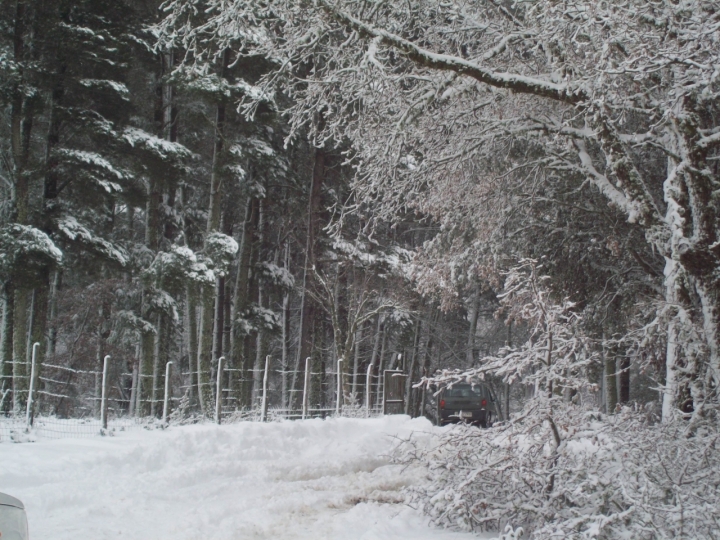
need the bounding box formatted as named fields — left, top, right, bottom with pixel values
left=402, top=409, right=720, bottom=539
left=429, top=259, right=595, bottom=397
left=158, top=0, right=720, bottom=422
left=405, top=260, right=720, bottom=539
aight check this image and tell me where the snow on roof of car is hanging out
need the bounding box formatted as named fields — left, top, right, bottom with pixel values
left=0, top=492, right=24, bottom=509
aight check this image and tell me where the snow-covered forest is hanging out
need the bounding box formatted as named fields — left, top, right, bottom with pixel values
left=2, top=0, right=720, bottom=538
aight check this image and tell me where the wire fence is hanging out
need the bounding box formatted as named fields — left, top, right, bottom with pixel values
left=0, top=415, right=153, bottom=443
left=1, top=344, right=405, bottom=443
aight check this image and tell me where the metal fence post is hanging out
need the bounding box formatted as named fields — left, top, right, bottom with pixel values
left=25, top=342, right=39, bottom=430
left=215, top=356, right=225, bottom=424
left=366, top=364, right=373, bottom=418
left=302, top=357, right=310, bottom=420
left=162, top=361, right=173, bottom=424
left=420, top=367, right=428, bottom=419
left=261, top=355, right=270, bottom=422
left=100, top=355, right=110, bottom=430
left=336, top=358, right=343, bottom=417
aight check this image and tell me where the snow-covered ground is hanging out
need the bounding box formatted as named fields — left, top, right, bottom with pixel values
left=1, top=416, right=484, bottom=540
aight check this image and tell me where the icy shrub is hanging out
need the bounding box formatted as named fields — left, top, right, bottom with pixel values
left=338, top=402, right=367, bottom=418
left=167, top=392, right=205, bottom=425
left=404, top=259, right=720, bottom=538
left=401, top=403, right=720, bottom=539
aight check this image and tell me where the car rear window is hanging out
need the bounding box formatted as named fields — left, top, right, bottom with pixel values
left=444, top=385, right=484, bottom=398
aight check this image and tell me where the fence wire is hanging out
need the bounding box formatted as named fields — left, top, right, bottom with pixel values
left=0, top=415, right=153, bottom=443
left=1, top=346, right=408, bottom=443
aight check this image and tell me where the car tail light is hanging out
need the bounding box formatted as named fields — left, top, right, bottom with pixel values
left=440, top=399, right=445, bottom=408
left=481, top=399, right=487, bottom=407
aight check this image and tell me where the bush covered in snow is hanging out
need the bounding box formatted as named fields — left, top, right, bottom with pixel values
left=400, top=260, right=720, bottom=539
left=401, top=402, right=720, bottom=539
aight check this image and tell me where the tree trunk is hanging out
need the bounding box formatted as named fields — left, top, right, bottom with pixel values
left=618, top=355, right=630, bottom=404
left=154, top=308, right=172, bottom=415
left=140, top=59, right=164, bottom=415
left=320, top=322, right=328, bottom=415
left=660, top=140, right=688, bottom=420
left=292, top=147, right=325, bottom=408
left=404, top=318, right=421, bottom=415
left=662, top=279, right=680, bottom=421
left=546, top=332, right=554, bottom=398
left=415, top=323, right=432, bottom=417
left=214, top=276, right=225, bottom=364
left=366, top=315, right=382, bottom=410
left=138, top=170, right=162, bottom=417
left=205, top=50, right=229, bottom=236
left=281, top=242, right=291, bottom=410
left=674, top=98, right=720, bottom=398
left=162, top=50, right=180, bottom=241
left=334, top=264, right=358, bottom=404
left=239, top=216, right=260, bottom=410
left=222, top=274, right=231, bottom=406
left=184, top=284, right=198, bottom=403
left=28, top=271, right=49, bottom=417
left=9, top=0, right=33, bottom=415
left=351, top=322, right=363, bottom=398
left=251, top=199, right=266, bottom=406
left=603, top=334, right=618, bottom=414
left=252, top=283, right=266, bottom=407
left=11, top=0, right=31, bottom=224
left=1, top=283, right=14, bottom=413
left=29, top=33, right=68, bottom=419
left=309, top=319, right=322, bottom=412
left=197, top=50, right=230, bottom=416
left=292, top=287, right=315, bottom=409
left=46, top=271, right=60, bottom=359
left=196, top=281, right=215, bottom=415
left=12, top=287, right=30, bottom=413
left=505, top=320, right=512, bottom=421
left=230, top=197, right=257, bottom=407
left=375, top=327, right=387, bottom=410
left=137, top=292, right=155, bottom=417
left=10, top=0, right=26, bottom=160
left=159, top=314, right=172, bottom=416
left=94, top=332, right=104, bottom=418
left=420, top=322, right=438, bottom=416
left=466, top=287, right=480, bottom=364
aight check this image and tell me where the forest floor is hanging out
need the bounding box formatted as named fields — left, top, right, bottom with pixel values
left=0, top=415, right=485, bottom=540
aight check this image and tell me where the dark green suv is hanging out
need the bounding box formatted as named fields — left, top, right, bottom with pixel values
left=438, top=382, right=496, bottom=428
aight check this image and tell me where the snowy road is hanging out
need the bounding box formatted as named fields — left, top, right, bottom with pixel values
left=0, top=416, right=481, bottom=540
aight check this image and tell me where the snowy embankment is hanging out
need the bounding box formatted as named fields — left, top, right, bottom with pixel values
left=0, top=416, right=483, bottom=540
